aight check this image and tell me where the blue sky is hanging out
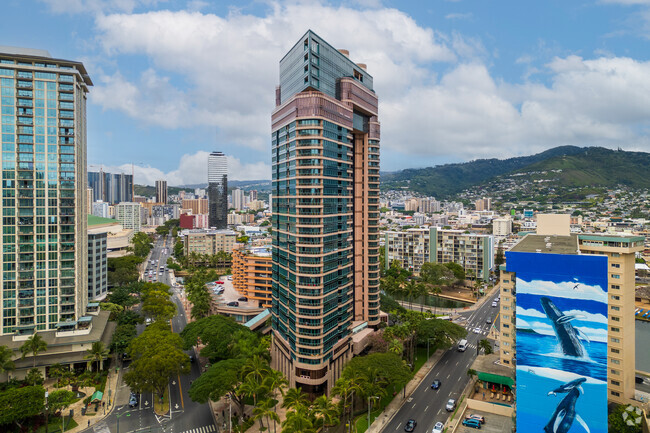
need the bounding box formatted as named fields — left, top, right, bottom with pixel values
left=2, top=0, right=650, bottom=185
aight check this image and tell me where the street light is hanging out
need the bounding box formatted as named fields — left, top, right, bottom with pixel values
left=367, top=396, right=380, bottom=429
left=44, top=391, right=49, bottom=433
left=116, top=412, right=131, bottom=433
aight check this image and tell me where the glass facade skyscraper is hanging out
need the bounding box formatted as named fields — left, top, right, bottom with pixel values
left=208, top=151, right=227, bottom=229
left=0, top=47, right=91, bottom=334
left=271, top=31, right=380, bottom=395
left=87, top=170, right=133, bottom=204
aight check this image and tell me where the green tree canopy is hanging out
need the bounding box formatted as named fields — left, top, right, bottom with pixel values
left=110, top=323, right=138, bottom=355
left=20, top=333, right=48, bottom=368
left=0, top=345, right=15, bottom=375
left=188, top=358, right=247, bottom=408
left=0, top=385, right=45, bottom=428
left=444, top=262, right=466, bottom=282
left=341, top=352, right=412, bottom=393
left=131, top=232, right=153, bottom=258
left=180, top=315, right=252, bottom=362
left=47, top=389, right=77, bottom=416
left=420, top=262, right=455, bottom=287
left=415, top=317, right=467, bottom=350
left=106, top=286, right=140, bottom=308
left=107, top=255, right=144, bottom=286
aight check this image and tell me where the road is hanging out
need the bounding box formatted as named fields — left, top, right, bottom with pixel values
left=380, top=289, right=501, bottom=433
left=88, top=234, right=216, bottom=433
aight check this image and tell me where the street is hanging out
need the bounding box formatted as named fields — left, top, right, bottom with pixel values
left=86, top=234, right=216, bottom=433
left=380, top=289, right=501, bottom=433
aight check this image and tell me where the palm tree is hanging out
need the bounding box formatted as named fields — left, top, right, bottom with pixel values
left=0, top=345, right=15, bottom=375
left=332, top=375, right=362, bottom=433
left=20, top=333, right=48, bottom=368
left=479, top=339, right=493, bottom=355
left=253, top=398, right=280, bottom=433
left=85, top=341, right=109, bottom=372
left=282, top=387, right=310, bottom=411
left=310, top=395, right=340, bottom=433
left=415, top=282, right=428, bottom=312
left=238, top=374, right=267, bottom=408
left=262, top=369, right=288, bottom=413
left=387, top=338, right=403, bottom=356
left=404, top=279, right=418, bottom=310
left=429, top=285, right=442, bottom=316
left=242, top=355, right=270, bottom=383
left=282, top=409, right=315, bottom=433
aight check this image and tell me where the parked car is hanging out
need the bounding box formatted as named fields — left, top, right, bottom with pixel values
left=432, top=422, right=444, bottom=433
left=226, top=301, right=239, bottom=307
left=431, top=379, right=441, bottom=390
left=227, top=276, right=233, bottom=280
left=238, top=296, right=248, bottom=302
left=491, top=302, right=498, bottom=307
left=145, top=317, right=152, bottom=326
left=462, top=419, right=481, bottom=429
left=129, top=392, right=138, bottom=408
left=404, top=419, right=417, bottom=432
left=445, top=399, right=456, bottom=412
left=466, top=414, right=485, bottom=424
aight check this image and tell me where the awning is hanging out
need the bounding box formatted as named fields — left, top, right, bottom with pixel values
left=56, top=321, right=77, bottom=328
left=87, top=302, right=100, bottom=308
left=478, top=372, right=514, bottom=387
left=78, top=316, right=93, bottom=322
left=91, top=391, right=103, bottom=402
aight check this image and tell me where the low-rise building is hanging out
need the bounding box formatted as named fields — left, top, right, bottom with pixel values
left=87, top=217, right=108, bottom=300
left=181, top=228, right=237, bottom=256
left=115, top=202, right=142, bottom=233
left=232, top=247, right=272, bottom=308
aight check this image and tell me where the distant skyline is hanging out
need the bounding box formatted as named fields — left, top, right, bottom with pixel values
left=3, top=0, right=650, bottom=185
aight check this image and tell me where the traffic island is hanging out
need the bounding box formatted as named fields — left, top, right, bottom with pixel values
left=154, top=388, right=170, bottom=416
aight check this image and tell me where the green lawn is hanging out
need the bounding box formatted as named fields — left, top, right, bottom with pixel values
left=35, top=416, right=78, bottom=433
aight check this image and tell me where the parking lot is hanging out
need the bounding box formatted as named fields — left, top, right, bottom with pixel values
left=208, top=275, right=257, bottom=308
left=456, top=408, right=512, bottom=433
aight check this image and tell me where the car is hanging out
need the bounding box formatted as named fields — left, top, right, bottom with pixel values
left=404, top=419, right=416, bottom=432
left=145, top=317, right=152, bottom=326
left=445, top=399, right=456, bottom=412
left=432, top=422, right=444, bottom=433
left=227, top=276, right=233, bottom=280
left=466, top=414, right=485, bottom=424
left=486, top=318, right=492, bottom=324
left=431, top=379, right=441, bottom=389
left=226, top=301, right=239, bottom=307
left=129, top=392, right=138, bottom=408
left=494, top=297, right=499, bottom=302
left=462, top=419, right=481, bottom=429
left=238, top=296, right=248, bottom=302
left=217, top=281, right=224, bottom=284
left=189, top=355, right=195, bottom=363
left=491, top=302, right=498, bottom=307
left=473, top=327, right=482, bottom=334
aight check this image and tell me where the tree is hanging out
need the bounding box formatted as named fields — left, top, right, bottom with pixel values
left=415, top=317, right=467, bottom=350
left=174, top=240, right=184, bottom=259
left=495, top=241, right=505, bottom=275
left=181, top=315, right=254, bottom=362
left=124, top=324, right=190, bottom=402
left=332, top=376, right=362, bottom=433
left=24, top=368, right=44, bottom=386
left=47, top=389, right=76, bottom=416
left=106, top=286, right=139, bottom=308
left=110, top=323, right=137, bottom=355
left=141, top=288, right=176, bottom=321
left=282, top=409, right=315, bottom=433
left=0, top=385, right=45, bottom=429
left=282, top=387, right=310, bottom=410
left=85, top=341, right=109, bottom=372
left=262, top=369, right=288, bottom=413
left=131, top=232, right=153, bottom=258
left=0, top=345, right=15, bottom=375
left=379, top=293, right=406, bottom=315
left=444, top=262, right=466, bottom=284
left=107, top=255, right=144, bottom=286
left=310, top=395, right=340, bottom=433
left=420, top=262, right=454, bottom=288
left=188, top=358, right=247, bottom=417
left=608, top=404, right=643, bottom=433
left=253, top=398, right=280, bottom=433
left=48, top=363, right=69, bottom=388
left=20, top=333, right=47, bottom=368
left=478, top=339, right=493, bottom=355
left=100, top=302, right=125, bottom=318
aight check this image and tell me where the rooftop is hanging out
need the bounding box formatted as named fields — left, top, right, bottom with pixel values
left=0, top=46, right=93, bottom=86
left=510, top=234, right=579, bottom=255
left=87, top=215, right=119, bottom=227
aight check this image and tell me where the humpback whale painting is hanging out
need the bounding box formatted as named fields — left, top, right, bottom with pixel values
left=506, top=251, right=609, bottom=433
left=540, top=297, right=590, bottom=358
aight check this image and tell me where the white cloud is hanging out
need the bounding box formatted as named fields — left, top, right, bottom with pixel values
left=81, top=2, right=650, bottom=164
left=100, top=151, right=270, bottom=186
left=445, top=12, right=472, bottom=20
left=516, top=278, right=607, bottom=303
left=516, top=306, right=607, bottom=324
left=600, top=0, right=650, bottom=4
left=517, top=366, right=606, bottom=386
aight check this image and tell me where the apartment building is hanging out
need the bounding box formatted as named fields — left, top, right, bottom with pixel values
left=271, top=30, right=380, bottom=394
left=115, top=202, right=142, bottom=233
left=87, top=230, right=107, bottom=300
left=493, top=218, right=513, bottom=236
left=232, top=247, right=272, bottom=308
left=384, top=227, right=494, bottom=281
left=155, top=179, right=167, bottom=204
left=181, top=198, right=209, bottom=215
left=501, top=220, right=643, bottom=407
left=181, top=228, right=237, bottom=256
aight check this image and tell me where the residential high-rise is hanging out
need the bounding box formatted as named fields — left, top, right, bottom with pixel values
left=271, top=30, right=380, bottom=394
left=232, top=188, right=244, bottom=211
left=88, top=170, right=133, bottom=204
left=207, top=151, right=227, bottom=229
left=155, top=179, right=168, bottom=204
left=0, top=47, right=91, bottom=333
left=115, top=202, right=142, bottom=233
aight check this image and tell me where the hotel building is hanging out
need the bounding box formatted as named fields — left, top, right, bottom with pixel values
left=232, top=247, right=272, bottom=308
left=271, top=30, right=380, bottom=394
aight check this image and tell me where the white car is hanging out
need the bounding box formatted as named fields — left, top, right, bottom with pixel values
left=227, top=276, right=233, bottom=281
left=432, top=422, right=444, bottom=433
left=473, top=327, right=482, bottom=334
left=491, top=302, right=498, bottom=307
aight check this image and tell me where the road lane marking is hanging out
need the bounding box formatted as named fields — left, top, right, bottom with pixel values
left=455, top=361, right=459, bottom=366
left=395, top=423, right=402, bottom=430
left=412, top=403, right=416, bottom=409
left=447, top=374, right=450, bottom=379
left=424, top=405, right=429, bottom=412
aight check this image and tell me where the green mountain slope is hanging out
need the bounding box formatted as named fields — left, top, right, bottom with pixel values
left=380, top=146, right=650, bottom=197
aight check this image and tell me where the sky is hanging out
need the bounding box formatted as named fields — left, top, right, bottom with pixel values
left=2, top=0, right=650, bottom=185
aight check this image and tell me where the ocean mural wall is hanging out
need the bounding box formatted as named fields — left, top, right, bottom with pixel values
left=507, top=252, right=608, bottom=433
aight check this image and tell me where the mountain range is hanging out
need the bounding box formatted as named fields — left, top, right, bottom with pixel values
left=380, top=146, right=650, bottom=198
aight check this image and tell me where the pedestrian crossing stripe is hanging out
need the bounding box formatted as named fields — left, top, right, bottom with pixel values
left=181, top=425, right=216, bottom=433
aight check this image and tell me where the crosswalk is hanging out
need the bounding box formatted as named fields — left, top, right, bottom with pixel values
left=180, top=425, right=216, bottom=433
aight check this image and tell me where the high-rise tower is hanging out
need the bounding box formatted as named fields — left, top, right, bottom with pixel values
left=155, top=179, right=167, bottom=204
left=270, top=31, right=380, bottom=395
left=0, top=47, right=92, bottom=334
left=207, top=151, right=227, bottom=229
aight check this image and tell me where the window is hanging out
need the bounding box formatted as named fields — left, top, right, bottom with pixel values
left=611, top=348, right=620, bottom=354
left=611, top=358, right=620, bottom=365
left=610, top=326, right=620, bottom=332
left=611, top=380, right=620, bottom=386
left=611, top=253, right=620, bottom=257
left=610, top=305, right=620, bottom=311
left=611, top=369, right=620, bottom=375
left=611, top=391, right=620, bottom=397
left=611, top=284, right=620, bottom=290
left=611, top=263, right=620, bottom=268
left=611, top=337, right=620, bottom=343
left=611, top=274, right=620, bottom=279
left=611, top=295, right=620, bottom=301
left=611, top=316, right=620, bottom=322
